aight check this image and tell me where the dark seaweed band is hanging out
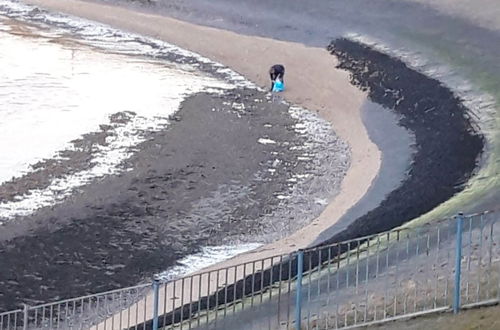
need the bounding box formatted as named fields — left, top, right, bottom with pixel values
left=322, top=38, right=483, bottom=245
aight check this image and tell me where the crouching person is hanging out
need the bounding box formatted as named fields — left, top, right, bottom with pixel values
left=269, top=64, right=285, bottom=92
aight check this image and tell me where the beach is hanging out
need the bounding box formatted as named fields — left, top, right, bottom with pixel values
left=18, top=1, right=378, bottom=265
left=0, top=0, right=377, bottom=310
left=1, top=0, right=496, bottom=316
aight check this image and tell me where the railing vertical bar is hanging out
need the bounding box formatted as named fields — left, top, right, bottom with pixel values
left=49, top=304, right=53, bottom=329
left=383, top=232, right=390, bottom=319
left=425, top=232, right=431, bottom=310
left=119, top=291, right=123, bottom=330
left=307, top=251, right=312, bottom=305
left=487, top=218, right=494, bottom=299
left=497, top=215, right=500, bottom=302
left=286, top=256, right=292, bottom=327
left=251, top=261, right=256, bottom=307
left=80, top=297, right=84, bottom=321
left=206, top=272, right=211, bottom=326
left=34, top=306, right=39, bottom=328
left=111, top=293, right=115, bottom=330
left=436, top=224, right=442, bottom=307
left=143, top=291, right=148, bottom=330
left=295, top=250, right=304, bottom=330
left=41, top=306, right=46, bottom=327
left=269, top=257, right=274, bottom=302
left=233, top=266, right=238, bottom=316
left=152, top=279, right=160, bottom=330
left=346, top=242, right=351, bottom=289
left=376, top=235, right=381, bottom=280
left=88, top=296, right=93, bottom=327
left=277, top=255, right=283, bottom=325
left=269, top=258, right=275, bottom=329
left=224, top=267, right=229, bottom=318
left=161, top=281, right=168, bottom=330
left=103, top=297, right=107, bottom=330
left=242, top=263, right=247, bottom=311
left=453, top=213, right=464, bottom=314
left=172, top=278, right=177, bottom=328
left=415, top=229, right=421, bottom=312
left=22, top=304, right=28, bottom=330
left=189, top=276, right=194, bottom=330
left=466, top=216, right=473, bottom=303
left=318, top=247, right=323, bottom=297
left=327, top=246, right=332, bottom=306
left=214, top=270, right=219, bottom=325
left=197, top=274, right=202, bottom=328
left=260, top=259, right=265, bottom=303
left=477, top=214, right=485, bottom=302
left=394, top=230, right=401, bottom=316
left=406, top=231, right=410, bottom=262
left=364, top=240, right=370, bottom=322
left=134, top=290, right=139, bottom=330
left=444, top=220, right=451, bottom=305
left=307, top=251, right=312, bottom=328
left=433, top=227, right=440, bottom=308
left=355, top=242, right=360, bottom=295
left=55, top=303, right=60, bottom=329
left=180, top=278, right=185, bottom=330
left=127, top=297, right=132, bottom=329
left=336, top=244, right=341, bottom=294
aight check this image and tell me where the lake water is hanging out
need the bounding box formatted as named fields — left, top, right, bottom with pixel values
left=0, top=16, right=230, bottom=219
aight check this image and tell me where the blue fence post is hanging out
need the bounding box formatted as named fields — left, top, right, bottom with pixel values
left=453, top=213, right=464, bottom=314
left=295, top=250, right=304, bottom=330
left=152, top=277, right=160, bottom=330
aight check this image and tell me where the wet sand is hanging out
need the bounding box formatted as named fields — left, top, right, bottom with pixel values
left=22, top=1, right=377, bottom=266
left=0, top=86, right=346, bottom=309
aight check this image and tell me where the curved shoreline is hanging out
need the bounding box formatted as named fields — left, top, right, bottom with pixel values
left=319, top=38, right=483, bottom=245
left=1, top=0, right=487, bottom=324
left=23, top=0, right=380, bottom=263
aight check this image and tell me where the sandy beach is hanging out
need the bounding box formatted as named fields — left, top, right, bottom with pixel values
left=22, top=0, right=379, bottom=262
left=0, top=0, right=493, bottom=327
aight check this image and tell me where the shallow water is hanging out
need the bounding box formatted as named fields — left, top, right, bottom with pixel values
left=0, top=17, right=231, bottom=219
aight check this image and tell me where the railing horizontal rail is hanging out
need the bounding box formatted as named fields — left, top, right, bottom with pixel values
left=1, top=209, right=498, bottom=330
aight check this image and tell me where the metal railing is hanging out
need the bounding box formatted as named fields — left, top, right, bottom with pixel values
left=1, top=210, right=498, bottom=329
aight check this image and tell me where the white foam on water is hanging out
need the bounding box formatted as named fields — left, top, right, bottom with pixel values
left=257, top=138, right=277, bottom=145
left=157, top=243, right=262, bottom=281
left=0, top=0, right=259, bottom=90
